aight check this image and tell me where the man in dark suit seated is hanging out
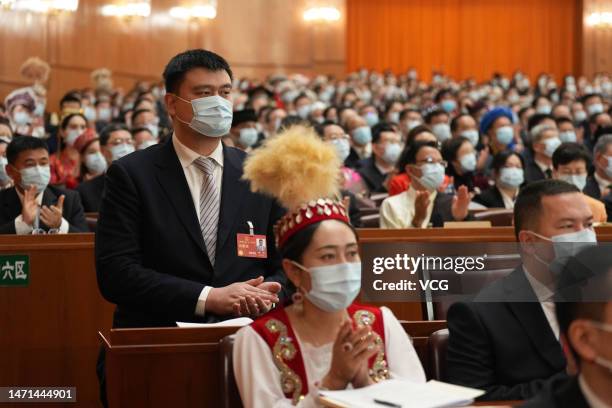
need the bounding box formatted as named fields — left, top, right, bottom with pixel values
left=0, top=136, right=87, bottom=234
left=76, top=123, right=133, bottom=213
left=584, top=134, right=612, bottom=200
left=524, top=124, right=561, bottom=183
left=447, top=180, right=596, bottom=401
left=357, top=122, right=401, bottom=193
left=522, top=245, right=612, bottom=407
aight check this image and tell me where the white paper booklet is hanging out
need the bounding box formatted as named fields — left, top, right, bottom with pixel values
left=319, top=378, right=484, bottom=408
left=175, top=317, right=253, bottom=328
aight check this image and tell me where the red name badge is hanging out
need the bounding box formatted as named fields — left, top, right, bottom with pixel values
left=237, top=234, right=268, bottom=259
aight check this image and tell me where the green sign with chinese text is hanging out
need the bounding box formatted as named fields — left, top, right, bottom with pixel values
left=0, top=255, right=29, bottom=287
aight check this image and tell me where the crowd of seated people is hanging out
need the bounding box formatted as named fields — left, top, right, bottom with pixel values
left=2, top=58, right=611, bottom=233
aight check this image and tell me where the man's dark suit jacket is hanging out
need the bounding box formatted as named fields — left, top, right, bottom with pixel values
left=473, top=186, right=506, bottom=208
left=0, top=185, right=88, bottom=233
left=95, top=138, right=286, bottom=329
left=447, top=267, right=567, bottom=401
left=584, top=175, right=602, bottom=200
left=76, top=174, right=105, bottom=213
left=520, top=376, right=590, bottom=408
left=524, top=159, right=549, bottom=183
left=357, top=156, right=388, bottom=193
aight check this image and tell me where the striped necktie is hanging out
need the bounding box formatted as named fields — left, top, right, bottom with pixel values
left=193, top=156, right=219, bottom=266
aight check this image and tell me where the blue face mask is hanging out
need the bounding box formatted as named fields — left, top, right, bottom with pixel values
left=441, top=100, right=457, bottom=113
left=238, top=128, right=258, bottom=148
left=297, top=105, right=312, bottom=119
left=459, top=152, right=477, bottom=172
left=364, top=112, right=379, bottom=127
left=496, top=126, right=514, bottom=146
left=415, top=163, right=445, bottom=191
left=330, top=138, right=350, bottom=162
left=382, top=143, right=401, bottom=164
left=352, top=126, right=372, bottom=146
left=292, top=261, right=362, bottom=312
left=13, top=111, right=31, bottom=126
left=559, top=130, right=577, bottom=143
left=20, top=165, right=51, bottom=194
left=499, top=167, right=524, bottom=188
left=461, top=130, right=479, bottom=146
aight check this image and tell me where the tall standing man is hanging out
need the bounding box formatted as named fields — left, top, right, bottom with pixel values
left=95, top=49, right=286, bottom=404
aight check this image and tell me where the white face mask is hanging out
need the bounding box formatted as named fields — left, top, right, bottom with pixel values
left=461, top=130, right=479, bottom=146
left=459, top=152, right=477, bottom=172
left=238, top=128, right=258, bottom=148
left=542, top=137, right=562, bottom=158
left=558, top=174, right=587, bottom=191
left=529, top=228, right=598, bottom=268
left=174, top=95, right=233, bottom=138
left=145, top=123, right=160, bottom=139
left=415, top=163, right=445, bottom=191
left=13, top=111, right=31, bottom=127
left=559, top=130, right=577, bottom=143
left=406, top=120, right=421, bottom=132
left=20, top=165, right=51, bottom=194
left=589, top=321, right=612, bottom=373
left=292, top=261, right=362, bottom=312
left=499, top=167, right=524, bottom=188
left=0, top=156, right=11, bottom=184
left=432, top=123, right=451, bottom=142
left=83, top=106, right=96, bottom=122
left=64, top=129, right=82, bottom=147
left=85, top=152, right=108, bottom=175
left=109, top=143, right=135, bottom=161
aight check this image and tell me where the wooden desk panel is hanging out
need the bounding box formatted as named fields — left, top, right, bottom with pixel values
left=0, top=234, right=114, bottom=408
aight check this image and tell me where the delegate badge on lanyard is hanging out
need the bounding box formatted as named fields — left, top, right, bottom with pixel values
left=237, top=221, right=267, bottom=259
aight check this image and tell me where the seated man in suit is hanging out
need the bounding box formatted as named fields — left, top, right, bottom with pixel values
left=447, top=179, right=596, bottom=401
left=357, top=122, right=401, bottom=193
left=76, top=123, right=133, bottom=213
left=0, top=136, right=87, bottom=234
left=585, top=134, right=612, bottom=200
left=379, top=140, right=471, bottom=228
left=522, top=245, right=612, bottom=407
left=524, top=124, right=561, bottom=183
left=551, top=142, right=608, bottom=223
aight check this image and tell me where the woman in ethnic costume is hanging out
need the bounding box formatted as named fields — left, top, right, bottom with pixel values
left=233, top=126, right=425, bottom=407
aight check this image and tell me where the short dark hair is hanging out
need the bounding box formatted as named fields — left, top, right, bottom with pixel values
left=580, top=93, right=603, bottom=105
left=450, top=113, right=472, bottom=133
left=513, top=179, right=580, bottom=238
left=399, top=108, right=419, bottom=122
left=552, top=142, right=591, bottom=169
left=131, top=127, right=153, bottom=137
left=163, top=49, right=233, bottom=94
left=555, top=116, right=573, bottom=127
left=593, top=125, right=612, bottom=145
left=424, top=108, right=448, bottom=125
left=406, top=124, right=434, bottom=146
left=527, top=113, right=554, bottom=131
left=315, top=121, right=345, bottom=138
left=398, top=140, right=439, bottom=171
left=100, top=123, right=130, bottom=146
left=434, top=89, right=452, bottom=103
left=60, top=92, right=82, bottom=108
left=491, top=150, right=524, bottom=173
left=7, top=136, right=48, bottom=165
left=131, top=109, right=153, bottom=125
left=371, top=122, right=396, bottom=144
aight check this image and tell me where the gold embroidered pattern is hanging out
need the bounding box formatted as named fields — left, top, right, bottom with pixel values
left=265, top=319, right=304, bottom=405
left=352, top=310, right=390, bottom=382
